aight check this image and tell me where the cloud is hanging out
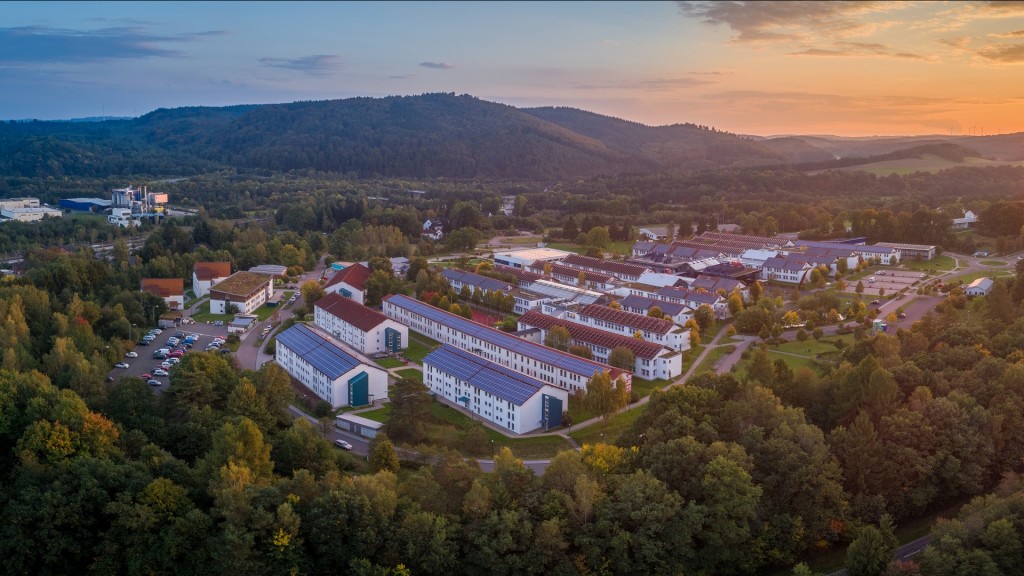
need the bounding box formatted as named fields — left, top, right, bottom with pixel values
left=789, top=41, right=930, bottom=60
left=976, top=43, right=1024, bottom=62
left=0, top=25, right=201, bottom=64
left=939, top=36, right=972, bottom=49
left=419, top=61, right=454, bottom=69
left=259, top=54, right=340, bottom=76
left=993, top=29, right=1024, bottom=38
left=676, top=1, right=901, bottom=43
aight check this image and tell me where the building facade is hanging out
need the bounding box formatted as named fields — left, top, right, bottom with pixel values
left=423, top=344, right=568, bottom=434
left=383, top=294, right=631, bottom=393
left=192, top=262, right=232, bottom=298
left=314, top=292, right=407, bottom=355
left=141, top=278, right=185, bottom=310
left=275, top=323, right=389, bottom=409
left=209, top=271, right=274, bottom=314
left=323, top=263, right=371, bottom=304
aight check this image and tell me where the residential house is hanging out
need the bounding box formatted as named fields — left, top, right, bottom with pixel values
left=141, top=278, right=185, bottom=311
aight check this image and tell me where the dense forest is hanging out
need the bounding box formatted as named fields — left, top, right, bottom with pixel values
left=4, top=93, right=1020, bottom=181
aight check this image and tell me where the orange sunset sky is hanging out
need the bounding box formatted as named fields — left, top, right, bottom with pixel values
left=1, top=1, right=1022, bottom=136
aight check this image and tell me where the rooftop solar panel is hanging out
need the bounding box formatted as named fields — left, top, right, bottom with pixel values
left=277, top=324, right=360, bottom=379
left=424, top=345, right=545, bottom=405
left=386, top=294, right=620, bottom=379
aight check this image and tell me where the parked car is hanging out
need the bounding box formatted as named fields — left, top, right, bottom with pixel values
left=125, top=351, right=138, bottom=358
left=141, top=373, right=152, bottom=380
left=153, top=369, right=169, bottom=376
left=334, top=439, right=353, bottom=450
left=142, top=335, right=155, bottom=342
left=213, top=320, right=224, bottom=326
left=870, top=300, right=881, bottom=305
left=167, top=357, right=181, bottom=365
left=161, top=361, right=172, bottom=370
left=115, top=362, right=130, bottom=369
left=137, top=340, right=150, bottom=346
left=174, top=331, right=186, bottom=339
left=150, top=328, right=162, bottom=335
left=897, top=313, right=907, bottom=319
left=146, top=379, right=161, bottom=387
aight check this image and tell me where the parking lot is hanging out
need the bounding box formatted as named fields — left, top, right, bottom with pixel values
left=108, top=322, right=233, bottom=389
left=840, top=269, right=929, bottom=296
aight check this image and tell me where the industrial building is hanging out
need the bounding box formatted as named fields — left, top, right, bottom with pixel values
left=423, top=344, right=568, bottom=434
left=493, top=247, right=573, bottom=270
left=275, top=323, right=388, bottom=409
left=1, top=207, right=62, bottom=222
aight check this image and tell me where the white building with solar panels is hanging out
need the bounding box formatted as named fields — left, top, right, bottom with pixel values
left=382, top=294, right=632, bottom=393
left=275, top=323, right=388, bottom=409
left=423, top=344, right=569, bottom=433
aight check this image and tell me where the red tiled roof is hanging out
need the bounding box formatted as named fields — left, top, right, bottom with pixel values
left=578, top=303, right=675, bottom=335
left=528, top=261, right=616, bottom=284
left=193, top=261, right=231, bottom=281
left=561, top=254, right=649, bottom=277
left=519, top=311, right=666, bottom=360
left=315, top=292, right=389, bottom=331
left=324, top=263, right=371, bottom=291
left=141, top=278, right=184, bottom=298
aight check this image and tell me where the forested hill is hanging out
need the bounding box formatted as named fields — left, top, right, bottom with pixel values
left=0, top=94, right=788, bottom=180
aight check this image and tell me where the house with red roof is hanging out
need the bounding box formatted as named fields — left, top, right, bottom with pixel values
left=141, top=278, right=185, bottom=310
left=323, top=263, right=371, bottom=304
left=314, top=292, right=408, bottom=355
left=192, top=261, right=232, bottom=298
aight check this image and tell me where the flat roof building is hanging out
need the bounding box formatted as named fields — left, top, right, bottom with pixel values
left=209, top=271, right=273, bottom=315
left=493, top=247, right=573, bottom=269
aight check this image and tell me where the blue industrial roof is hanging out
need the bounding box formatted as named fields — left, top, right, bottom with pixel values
left=385, top=294, right=623, bottom=379
left=424, top=345, right=546, bottom=406
left=276, top=324, right=360, bottom=379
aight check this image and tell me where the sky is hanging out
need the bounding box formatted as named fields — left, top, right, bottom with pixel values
left=1, top=1, right=1023, bottom=136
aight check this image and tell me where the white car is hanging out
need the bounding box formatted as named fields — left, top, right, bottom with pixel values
left=166, top=357, right=180, bottom=365
left=150, top=329, right=162, bottom=335
left=115, top=362, right=130, bottom=369
left=334, top=439, right=353, bottom=450
left=125, top=351, right=138, bottom=358
left=153, top=369, right=169, bottom=376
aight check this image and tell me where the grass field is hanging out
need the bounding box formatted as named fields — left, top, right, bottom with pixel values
left=901, top=255, right=956, bottom=271
left=949, top=269, right=1014, bottom=284
left=570, top=407, right=644, bottom=446
left=393, top=368, right=422, bottom=382
left=403, top=334, right=440, bottom=364
left=837, top=154, right=1024, bottom=176
left=359, top=401, right=572, bottom=459
left=375, top=357, right=406, bottom=369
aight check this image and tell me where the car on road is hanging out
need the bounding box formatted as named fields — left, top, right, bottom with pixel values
left=897, top=313, right=907, bottom=319
left=868, top=277, right=876, bottom=283
left=870, top=300, right=881, bottom=305
left=334, top=439, right=353, bottom=450
left=125, top=351, right=138, bottom=358
left=146, top=379, right=161, bottom=387
left=115, top=362, right=130, bottom=368
left=153, top=369, right=169, bottom=376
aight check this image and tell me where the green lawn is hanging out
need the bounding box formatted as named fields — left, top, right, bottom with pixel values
left=403, top=334, right=440, bottom=364
left=357, top=401, right=572, bottom=459
left=190, top=302, right=231, bottom=323
left=375, top=357, right=406, bottom=369
left=394, top=368, right=422, bottom=382
left=901, top=254, right=956, bottom=271
left=570, top=407, right=644, bottom=446
left=950, top=269, right=1014, bottom=284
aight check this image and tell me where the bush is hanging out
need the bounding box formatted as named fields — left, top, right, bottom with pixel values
left=796, top=328, right=809, bottom=341
left=812, top=328, right=824, bottom=340
left=313, top=400, right=333, bottom=418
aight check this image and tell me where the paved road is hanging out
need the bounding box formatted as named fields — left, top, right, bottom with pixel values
left=826, top=535, right=932, bottom=576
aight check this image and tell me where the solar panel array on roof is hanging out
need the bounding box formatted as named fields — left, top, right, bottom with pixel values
left=577, top=304, right=674, bottom=334
left=276, top=324, right=359, bottom=379
left=424, top=345, right=546, bottom=406
left=385, top=294, right=621, bottom=379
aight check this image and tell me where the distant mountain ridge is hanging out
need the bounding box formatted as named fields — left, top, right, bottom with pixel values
left=0, top=93, right=1020, bottom=179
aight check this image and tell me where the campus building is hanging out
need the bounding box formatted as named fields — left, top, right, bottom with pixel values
left=209, top=271, right=274, bottom=315
left=141, top=278, right=185, bottom=311
left=566, top=304, right=690, bottom=352
left=314, top=292, right=407, bottom=355
left=517, top=310, right=683, bottom=381
left=275, top=323, right=389, bottom=409
left=192, top=262, right=232, bottom=298
left=383, top=294, right=631, bottom=393
left=323, top=263, right=371, bottom=304
left=423, top=344, right=568, bottom=434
